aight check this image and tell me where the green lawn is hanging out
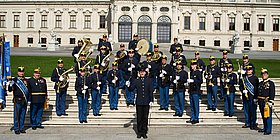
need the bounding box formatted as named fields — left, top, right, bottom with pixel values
left=9, top=56, right=280, bottom=78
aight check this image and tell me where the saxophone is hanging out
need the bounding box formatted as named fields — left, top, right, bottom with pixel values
left=57, top=66, right=74, bottom=90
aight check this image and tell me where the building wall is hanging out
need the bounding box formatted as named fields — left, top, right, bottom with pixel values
left=0, top=0, right=279, bottom=51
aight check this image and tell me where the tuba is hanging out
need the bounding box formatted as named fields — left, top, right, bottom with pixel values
left=100, top=52, right=113, bottom=73
left=77, top=39, right=93, bottom=61
left=115, top=50, right=127, bottom=63
left=151, top=52, right=162, bottom=62
left=57, top=66, right=74, bottom=89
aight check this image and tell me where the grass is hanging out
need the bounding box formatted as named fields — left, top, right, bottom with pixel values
left=8, top=56, right=280, bottom=78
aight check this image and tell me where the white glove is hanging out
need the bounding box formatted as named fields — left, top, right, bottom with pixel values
left=59, top=76, right=64, bottom=81
left=67, top=79, right=70, bottom=83
left=97, top=87, right=100, bottom=90
left=97, top=82, right=101, bottom=85
left=241, top=70, right=246, bottom=74
left=224, top=68, right=227, bottom=71
left=28, top=101, right=31, bottom=106
left=128, top=67, right=132, bottom=71
left=115, top=77, right=118, bottom=81
left=268, top=102, right=273, bottom=107
left=83, top=86, right=88, bottom=89
left=187, top=79, right=194, bottom=83
left=82, top=90, right=86, bottom=94
left=145, top=68, right=149, bottom=72
left=74, top=54, right=79, bottom=58
left=101, top=62, right=106, bottom=67
left=226, top=79, right=230, bottom=83
left=199, top=69, right=203, bottom=72
left=106, top=58, right=110, bottom=61
left=243, top=90, right=248, bottom=94
left=131, top=64, right=135, bottom=68
left=159, top=73, right=164, bottom=78
left=89, top=49, right=94, bottom=53
left=149, top=102, right=153, bottom=106
left=135, top=48, right=139, bottom=51
left=112, top=80, right=116, bottom=84
left=162, top=70, right=167, bottom=74
left=126, top=81, right=130, bottom=87
left=173, top=63, right=176, bottom=66
left=221, top=79, right=224, bottom=82
left=209, top=75, right=212, bottom=79
left=205, top=75, right=208, bottom=79
left=221, top=68, right=224, bottom=72
left=176, top=76, right=180, bottom=80
left=124, top=51, right=127, bottom=55
left=158, top=53, right=162, bottom=57
left=148, top=64, right=151, bottom=69
left=254, top=99, right=258, bottom=104
left=173, top=80, right=177, bottom=84
left=9, top=80, right=15, bottom=87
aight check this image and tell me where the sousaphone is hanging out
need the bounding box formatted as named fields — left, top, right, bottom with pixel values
left=136, top=39, right=151, bottom=56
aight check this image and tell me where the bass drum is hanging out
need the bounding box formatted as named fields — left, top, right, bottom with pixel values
left=136, top=39, right=153, bottom=56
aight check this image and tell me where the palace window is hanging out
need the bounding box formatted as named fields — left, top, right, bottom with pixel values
left=199, top=17, right=205, bottom=30
left=258, top=41, right=264, bottom=47
left=214, top=40, right=220, bottom=46
left=70, top=38, right=76, bottom=44
left=273, top=18, right=279, bottom=31
left=27, top=15, right=34, bottom=28
left=121, top=6, right=130, bottom=11
left=184, top=40, right=190, bottom=45
left=229, top=17, right=235, bottom=30
left=70, top=15, right=76, bottom=29
left=0, top=15, right=5, bottom=28
left=140, top=7, right=150, bottom=12
left=57, top=38, right=61, bottom=44
left=244, top=18, right=250, bottom=31
left=55, top=15, right=62, bottom=28
left=199, top=40, right=205, bottom=46
left=27, top=37, right=33, bottom=44
left=100, top=15, right=106, bottom=28
left=160, top=7, right=169, bottom=12
left=214, top=17, right=220, bottom=30
left=184, top=16, right=190, bottom=30
left=84, top=15, right=91, bottom=29
left=41, top=15, right=47, bottom=28
left=14, top=15, right=20, bottom=28
left=244, top=41, right=250, bottom=50
left=258, top=18, right=265, bottom=31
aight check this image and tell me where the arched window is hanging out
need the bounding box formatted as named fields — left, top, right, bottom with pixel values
left=157, top=16, right=171, bottom=43
left=140, top=7, right=150, bottom=12
left=138, top=15, right=152, bottom=40
left=118, top=15, right=132, bottom=42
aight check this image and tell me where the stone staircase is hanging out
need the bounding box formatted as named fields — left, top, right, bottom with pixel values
left=1, top=75, right=280, bottom=127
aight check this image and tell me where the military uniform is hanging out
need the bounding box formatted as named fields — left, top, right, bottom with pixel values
left=128, top=34, right=141, bottom=63
left=122, top=49, right=139, bottom=105
left=97, top=34, right=112, bottom=55
left=223, top=64, right=237, bottom=117
left=107, top=62, right=121, bottom=110
left=218, top=50, right=233, bottom=99
left=172, top=61, right=188, bottom=117
left=129, top=67, right=154, bottom=139
left=75, top=68, right=89, bottom=123
left=75, top=52, right=92, bottom=77
left=8, top=67, right=29, bottom=134
left=71, top=39, right=83, bottom=62
left=169, top=38, right=183, bottom=54
left=241, top=54, right=255, bottom=75
left=194, top=51, right=206, bottom=71
left=158, top=55, right=173, bottom=110
left=95, top=46, right=109, bottom=94
left=51, top=59, right=69, bottom=116
left=28, top=68, right=47, bottom=130
left=257, top=68, right=275, bottom=135
left=170, top=47, right=187, bottom=69
left=188, top=60, right=203, bottom=124
left=205, top=56, right=220, bottom=111
left=115, top=44, right=128, bottom=88
left=142, top=52, right=156, bottom=79
left=151, top=44, right=163, bottom=89
left=239, top=65, right=259, bottom=129
left=88, top=65, right=103, bottom=116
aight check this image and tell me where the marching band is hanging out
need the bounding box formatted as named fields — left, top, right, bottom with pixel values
left=6, top=35, right=276, bottom=137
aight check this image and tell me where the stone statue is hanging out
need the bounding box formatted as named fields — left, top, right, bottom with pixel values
left=50, top=30, right=56, bottom=43
left=232, top=32, right=240, bottom=47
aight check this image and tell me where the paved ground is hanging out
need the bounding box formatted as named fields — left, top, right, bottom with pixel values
left=0, top=126, right=279, bottom=140
left=11, top=46, right=280, bottom=60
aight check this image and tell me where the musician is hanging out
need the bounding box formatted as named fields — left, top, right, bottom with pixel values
left=142, top=52, right=156, bottom=80
left=257, top=68, right=275, bottom=135
left=172, top=61, right=188, bottom=117
left=75, top=68, right=89, bottom=123
left=98, top=34, right=112, bottom=55
left=115, top=44, right=127, bottom=88
left=128, top=33, right=141, bottom=63
left=88, top=64, right=103, bottom=116
left=218, top=50, right=233, bottom=100
left=51, top=58, right=68, bottom=116
left=158, top=55, right=173, bottom=111
left=129, top=66, right=154, bottom=139
left=8, top=66, right=29, bottom=134
left=152, top=44, right=163, bottom=89
left=169, top=38, right=183, bottom=54
left=239, top=65, right=259, bottom=130
left=107, top=62, right=121, bottom=110
left=223, top=64, right=237, bottom=117
left=95, top=46, right=109, bottom=94
left=187, top=60, right=203, bottom=124
left=28, top=68, right=47, bottom=130
left=240, top=54, right=255, bottom=75
left=75, top=52, right=91, bottom=77
left=122, top=49, right=139, bottom=106
left=170, top=47, right=187, bottom=69
left=72, top=39, right=83, bottom=62
left=194, top=51, right=206, bottom=72
left=205, top=56, right=220, bottom=111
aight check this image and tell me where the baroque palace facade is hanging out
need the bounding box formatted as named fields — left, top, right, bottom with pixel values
left=0, top=0, right=280, bottom=51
